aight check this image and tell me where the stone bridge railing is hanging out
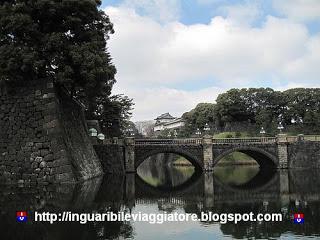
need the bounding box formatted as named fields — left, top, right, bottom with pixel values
left=134, top=135, right=320, bottom=145
left=135, top=137, right=276, bottom=145
left=284, top=135, right=320, bottom=142
left=212, top=137, right=277, bottom=144
left=96, top=135, right=320, bottom=146
left=135, top=137, right=278, bottom=145
left=135, top=138, right=202, bottom=145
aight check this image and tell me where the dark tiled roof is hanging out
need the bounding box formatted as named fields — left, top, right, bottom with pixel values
left=155, top=112, right=175, bottom=120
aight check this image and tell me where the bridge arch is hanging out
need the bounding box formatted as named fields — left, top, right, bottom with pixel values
left=134, top=147, right=203, bottom=171
left=214, top=146, right=278, bottom=168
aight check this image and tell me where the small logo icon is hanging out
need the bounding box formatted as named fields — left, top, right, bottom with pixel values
left=16, top=211, right=27, bottom=222
left=294, top=213, right=304, bottom=224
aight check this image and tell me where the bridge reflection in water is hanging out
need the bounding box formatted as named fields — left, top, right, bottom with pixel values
left=1, top=153, right=320, bottom=239
left=134, top=153, right=279, bottom=208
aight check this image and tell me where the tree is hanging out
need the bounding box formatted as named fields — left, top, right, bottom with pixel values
left=214, top=89, right=252, bottom=124
left=182, top=88, right=320, bottom=136
left=282, top=88, right=320, bottom=133
left=0, top=0, right=115, bottom=103
left=182, top=103, right=216, bottom=136
left=0, top=0, right=134, bottom=136
left=283, top=88, right=320, bottom=125
left=215, top=88, right=285, bottom=133
left=87, top=94, right=134, bottom=138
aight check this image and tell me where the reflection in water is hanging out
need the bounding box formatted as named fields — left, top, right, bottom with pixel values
left=1, top=153, right=320, bottom=239
left=214, top=166, right=260, bottom=186
left=215, top=151, right=258, bottom=166
left=137, top=153, right=195, bottom=188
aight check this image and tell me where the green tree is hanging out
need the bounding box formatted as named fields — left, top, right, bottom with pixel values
left=214, top=89, right=252, bottom=124
left=87, top=94, right=134, bottom=137
left=282, top=88, right=320, bottom=134
left=215, top=88, right=285, bottom=133
left=283, top=89, right=320, bottom=124
left=182, top=103, right=216, bottom=136
left=1, top=0, right=134, bottom=136
left=183, top=88, right=320, bottom=136
left=0, top=0, right=115, bottom=104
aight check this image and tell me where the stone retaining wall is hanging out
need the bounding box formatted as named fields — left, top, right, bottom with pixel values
left=288, top=141, right=320, bottom=168
left=94, top=144, right=124, bottom=174
left=0, top=80, right=103, bottom=184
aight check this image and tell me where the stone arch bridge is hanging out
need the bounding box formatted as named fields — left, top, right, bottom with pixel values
left=114, top=135, right=320, bottom=172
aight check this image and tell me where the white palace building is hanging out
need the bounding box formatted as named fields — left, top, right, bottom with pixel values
left=153, top=113, right=185, bottom=132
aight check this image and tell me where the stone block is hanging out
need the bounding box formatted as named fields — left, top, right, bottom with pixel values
left=39, top=161, right=46, bottom=168
left=56, top=165, right=73, bottom=174
left=44, top=154, right=53, bottom=162
left=53, top=158, right=70, bottom=167
left=44, top=120, right=59, bottom=129
left=40, top=149, right=49, bottom=156
left=39, top=171, right=45, bottom=178
left=42, top=142, right=50, bottom=148
left=47, top=162, right=53, bottom=167
left=26, top=142, right=34, bottom=147
left=35, top=142, right=43, bottom=148
left=35, top=156, right=43, bottom=163
left=56, top=149, right=67, bottom=159
left=55, top=173, right=74, bottom=183
left=47, top=175, right=54, bottom=183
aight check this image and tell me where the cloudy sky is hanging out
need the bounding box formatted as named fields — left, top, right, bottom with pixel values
left=101, top=0, right=320, bottom=121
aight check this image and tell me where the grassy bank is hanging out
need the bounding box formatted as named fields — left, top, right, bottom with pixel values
left=173, top=151, right=257, bottom=166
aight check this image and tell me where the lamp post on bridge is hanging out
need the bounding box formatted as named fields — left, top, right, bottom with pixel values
left=259, top=126, right=266, bottom=142
left=203, top=123, right=211, bottom=137
left=173, top=129, right=178, bottom=138
left=200, top=123, right=214, bottom=171
left=126, top=128, right=135, bottom=137
left=88, top=128, right=98, bottom=144
left=277, top=121, right=288, bottom=169
left=88, top=128, right=106, bottom=144
left=202, top=126, right=214, bottom=171
left=97, top=133, right=105, bottom=141
left=278, top=122, right=284, bottom=134
left=89, top=128, right=98, bottom=137
left=195, top=128, right=202, bottom=138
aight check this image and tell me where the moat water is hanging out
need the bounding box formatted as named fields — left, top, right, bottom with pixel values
left=1, top=153, right=320, bottom=240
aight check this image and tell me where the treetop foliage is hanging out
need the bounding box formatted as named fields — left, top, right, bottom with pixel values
left=87, top=94, right=134, bottom=137
left=1, top=0, right=134, bottom=137
left=182, top=88, right=320, bottom=136
left=0, top=0, right=116, bottom=100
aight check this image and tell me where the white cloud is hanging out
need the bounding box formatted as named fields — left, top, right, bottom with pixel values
left=273, top=0, right=320, bottom=22
left=121, top=0, right=180, bottom=22
left=104, top=4, right=320, bottom=121
left=112, top=85, right=223, bottom=120
left=218, top=1, right=262, bottom=26
left=283, top=34, right=320, bottom=86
